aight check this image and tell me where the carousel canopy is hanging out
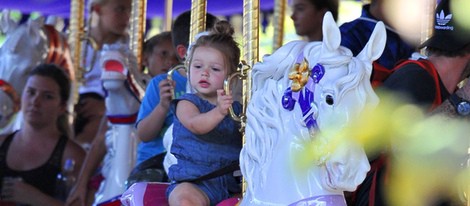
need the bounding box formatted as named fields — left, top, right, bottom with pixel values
left=2, top=0, right=276, bottom=18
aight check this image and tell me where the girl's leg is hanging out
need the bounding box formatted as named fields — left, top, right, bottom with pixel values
left=168, top=182, right=210, bottom=206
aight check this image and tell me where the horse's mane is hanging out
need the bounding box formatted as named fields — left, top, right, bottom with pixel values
left=241, top=41, right=308, bottom=188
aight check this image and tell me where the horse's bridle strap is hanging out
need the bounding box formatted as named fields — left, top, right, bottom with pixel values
left=0, top=80, right=20, bottom=113
left=43, top=25, right=70, bottom=70
left=107, top=113, right=138, bottom=124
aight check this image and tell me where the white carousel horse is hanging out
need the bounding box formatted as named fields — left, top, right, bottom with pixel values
left=0, top=10, right=74, bottom=133
left=239, top=12, right=386, bottom=206
left=93, top=44, right=142, bottom=205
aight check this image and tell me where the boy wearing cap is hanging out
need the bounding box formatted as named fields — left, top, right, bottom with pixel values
left=353, top=0, right=470, bottom=205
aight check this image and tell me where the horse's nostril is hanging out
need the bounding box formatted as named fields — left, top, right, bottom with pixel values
left=326, top=95, right=334, bottom=105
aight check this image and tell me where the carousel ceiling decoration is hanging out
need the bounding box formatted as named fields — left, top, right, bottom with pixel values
left=2, top=0, right=276, bottom=18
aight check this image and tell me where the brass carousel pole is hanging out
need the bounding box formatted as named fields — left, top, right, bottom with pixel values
left=190, top=0, right=207, bottom=44
left=68, top=0, right=85, bottom=103
left=241, top=0, right=259, bottom=195
left=272, top=0, right=286, bottom=51
left=167, top=0, right=206, bottom=100
left=467, top=147, right=470, bottom=206
left=420, top=0, right=436, bottom=55
left=163, top=0, right=173, bottom=31
left=130, top=0, right=147, bottom=68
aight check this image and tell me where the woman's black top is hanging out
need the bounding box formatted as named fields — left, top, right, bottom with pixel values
left=0, top=131, right=68, bottom=197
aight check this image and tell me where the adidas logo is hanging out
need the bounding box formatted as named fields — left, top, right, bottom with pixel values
left=436, top=10, right=452, bottom=26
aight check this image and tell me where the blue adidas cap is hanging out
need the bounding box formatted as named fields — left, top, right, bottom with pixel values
left=419, top=0, right=470, bottom=51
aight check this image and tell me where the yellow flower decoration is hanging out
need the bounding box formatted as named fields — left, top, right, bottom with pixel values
left=288, top=58, right=310, bottom=92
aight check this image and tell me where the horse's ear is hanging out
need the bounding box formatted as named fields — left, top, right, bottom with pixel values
left=45, top=16, right=65, bottom=32
left=26, top=17, right=44, bottom=45
left=0, top=10, right=19, bottom=35
left=321, top=12, right=341, bottom=52
left=356, top=21, right=386, bottom=63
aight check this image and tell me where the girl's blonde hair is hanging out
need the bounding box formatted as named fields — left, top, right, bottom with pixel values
left=188, top=20, right=241, bottom=75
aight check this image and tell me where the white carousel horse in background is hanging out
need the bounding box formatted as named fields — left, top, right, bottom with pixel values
left=93, top=43, right=142, bottom=205
left=0, top=9, right=74, bottom=134
left=239, top=12, right=386, bottom=206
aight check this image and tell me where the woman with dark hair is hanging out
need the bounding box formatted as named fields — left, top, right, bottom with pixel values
left=0, top=64, right=85, bottom=205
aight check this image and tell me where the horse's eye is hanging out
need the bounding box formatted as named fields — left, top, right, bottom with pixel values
left=325, top=95, right=334, bottom=105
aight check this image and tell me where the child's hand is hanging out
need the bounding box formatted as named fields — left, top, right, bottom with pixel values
left=75, top=97, right=105, bottom=119
left=66, top=179, right=88, bottom=206
left=1, top=177, right=37, bottom=204
left=158, top=79, right=174, bottom=109
left=216, top=89, right=233, bottom=116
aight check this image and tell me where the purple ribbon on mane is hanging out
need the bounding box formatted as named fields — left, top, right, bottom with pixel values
left=282, top=52, right=325, bottom=129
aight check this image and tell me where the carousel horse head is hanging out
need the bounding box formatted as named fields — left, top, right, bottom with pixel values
left=240, top=12, right=386, bottom=205
left=100, top=43, right=142, bottom=121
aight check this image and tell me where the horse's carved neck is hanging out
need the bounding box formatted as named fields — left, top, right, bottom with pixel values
left=103, top=79, right=140, bottom=124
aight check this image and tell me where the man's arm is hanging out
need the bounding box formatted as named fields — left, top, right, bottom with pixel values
left=430, top=79, right=470, bottom=119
